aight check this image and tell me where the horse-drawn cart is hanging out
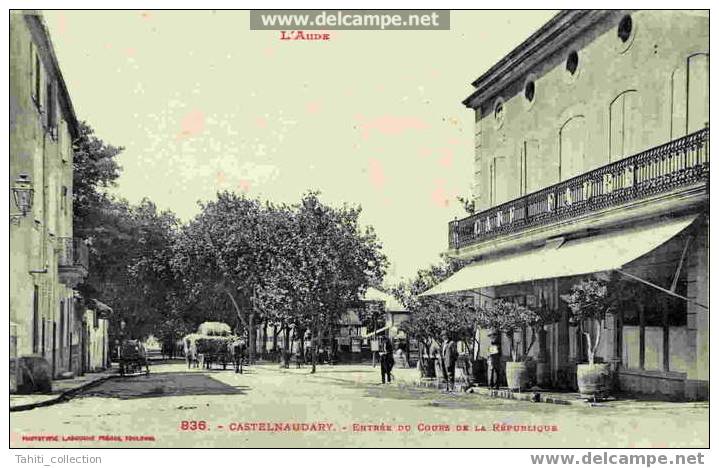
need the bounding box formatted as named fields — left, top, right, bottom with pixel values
left=118, top=340, right=150, bottom=376
left=183, top=322, right=246, bottom=373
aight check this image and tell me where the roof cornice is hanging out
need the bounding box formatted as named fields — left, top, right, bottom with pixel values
left=24, top=11, right=80, bottom=139
left=463, top=10, right=618, bottom=110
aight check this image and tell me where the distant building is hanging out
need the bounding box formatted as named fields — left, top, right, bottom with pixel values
left=425, top=11, right=708, bottom=399
left=10, top=11, right=94, bottom=385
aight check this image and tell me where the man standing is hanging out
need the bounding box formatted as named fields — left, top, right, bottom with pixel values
left=441, top=331, right=458, bottom=392
left=488, top=336, right=502, bottom=389
left=379, top=338, right=395, bottom=384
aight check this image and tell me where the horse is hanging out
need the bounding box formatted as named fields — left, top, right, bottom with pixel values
left=183, top=338, right=199, bottom=368
left=228, top=339, right=246, bottom=374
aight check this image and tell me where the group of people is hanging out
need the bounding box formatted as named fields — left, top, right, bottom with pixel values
left=377, top=331, right=505, bottom=390
left=427, top=331, right=505, bottom=392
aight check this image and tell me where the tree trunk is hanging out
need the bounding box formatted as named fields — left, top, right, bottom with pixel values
left=261, top=320, right=268, bottom=360
left=283, top=327, right=291, bottom=368
left=272, top=326, right=279, bottom=361
left=509, top=332, right=517, bottom=362
left=311, top=321, right=321, bottom=374
left=248, top=313, right=256, bottom=364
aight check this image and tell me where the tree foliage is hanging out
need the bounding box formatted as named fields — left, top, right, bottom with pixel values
left=561, top=275, right=622, bottom=364
left=393, top=257, right=481, bottom=363
left=479, top=299, right=540, bottom=362
left=72, top=125, right=387, bottom=366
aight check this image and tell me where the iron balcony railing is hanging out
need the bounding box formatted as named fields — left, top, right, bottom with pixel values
left=58, top=237, right=90, bottom=271
left=449, top=127, right=709, bottom=250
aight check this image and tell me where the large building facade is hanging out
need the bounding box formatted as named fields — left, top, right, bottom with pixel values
left=426, top=11, right=708, bottom=399
left=10, top=12, right=91, bottom=384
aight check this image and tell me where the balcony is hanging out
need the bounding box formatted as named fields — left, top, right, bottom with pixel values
left=449, top=128, right=709, bottom=252
left=58, top=237, right=89, bottom=287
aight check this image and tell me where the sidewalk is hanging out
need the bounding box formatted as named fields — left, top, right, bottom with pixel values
left=10, top=367, right=118, bottom=412
left=256, top=363, right=709, bottom=409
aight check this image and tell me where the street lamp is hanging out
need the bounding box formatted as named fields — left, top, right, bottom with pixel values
left=11, top=172, right=34, bottom=223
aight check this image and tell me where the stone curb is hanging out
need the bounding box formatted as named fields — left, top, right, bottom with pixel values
left=413, top=378, right=587, bottom=406
left=10, top=374, right=119, bottom=413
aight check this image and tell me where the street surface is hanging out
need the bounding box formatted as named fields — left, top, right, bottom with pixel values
left=10, top=362, right=708, bottom=448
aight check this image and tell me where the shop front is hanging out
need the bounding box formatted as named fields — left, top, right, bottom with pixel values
left=422, top=214, right=708, bottom=400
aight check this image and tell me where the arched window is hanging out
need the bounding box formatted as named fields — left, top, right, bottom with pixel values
left=686, top=53, right=709, bottom=134
left=559, top=116, right=587, bottom=181
left=670, top=53, right=709, bottom=138
left=609, top=90, right=641, bottom=162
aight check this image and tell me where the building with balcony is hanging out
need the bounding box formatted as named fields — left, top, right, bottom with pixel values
left=423, top=10, right=708, bottom=399
left=10, top=11, right=92, bottom=386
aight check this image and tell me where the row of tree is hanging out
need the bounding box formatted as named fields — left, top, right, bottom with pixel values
left=73, top=123, right=387, bottom=371
left=394, top=256, right=640, bottom=371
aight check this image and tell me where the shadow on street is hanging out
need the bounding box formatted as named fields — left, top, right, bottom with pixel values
left=78, top=372, right=249, bottom=400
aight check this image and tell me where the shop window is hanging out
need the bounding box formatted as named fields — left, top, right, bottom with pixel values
left=623, top=278, right=687, bottom=327
left=621, top=272, right=688, bottom=373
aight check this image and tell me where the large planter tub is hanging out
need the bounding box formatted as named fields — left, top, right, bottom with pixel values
left=505, top=361, right=530, bottom=391
left=576, top=363, right=612, bottom=397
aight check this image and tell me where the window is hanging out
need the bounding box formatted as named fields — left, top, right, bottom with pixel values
left=32, top=286, right=39, bottom=353
left=621, top=267, right=688, bottom=373
left=686, top=53, right=709, bottom=134
left=566, top=51, right=579, bottom=75
left=493, top=98, right=505, bottom=129
left=46, top=81, right=57, bottom=136
left=490, top=156, right=511, bottom=206
left=60, top=300, right=65, bottom=348
left=623, top=278, right=687, bottom=327
left=559, top=115, right=587, bottom=181
left=31, top=44, right=42, bottom=108
left=615, top=14, right=636, bottom=53
left=61, top=186, right=68, bottom=213
left=609, top=90, right=641, bottom=161
left=524, top=80, right=535, bottom=102
left=617, top=15, right=633, bottom=43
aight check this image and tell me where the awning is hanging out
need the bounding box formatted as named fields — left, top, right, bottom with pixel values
left=362, top=325, right=391, bottom=338
left=421, top=215, right=697, bottom=296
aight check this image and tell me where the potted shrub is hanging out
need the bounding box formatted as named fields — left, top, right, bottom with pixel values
left=480, top=300, right=540, bottom=391
left=561, top=277, right=613, bottom=398
left=528, top=296, right=562, bottom=388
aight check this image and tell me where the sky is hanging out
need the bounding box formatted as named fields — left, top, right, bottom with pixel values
left=44, top=10, right=556, bottom=284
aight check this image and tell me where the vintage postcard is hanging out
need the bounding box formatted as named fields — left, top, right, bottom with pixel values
left=8, top=7, right=710, bottom=454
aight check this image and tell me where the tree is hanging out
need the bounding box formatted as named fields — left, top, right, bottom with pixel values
left=172, top=193, right=271, bottom=362
left=393, top=256, right=474, bottom=373
left=79, top=197, right=180, bottom=342
left=171, top=191, right=386, bottom=371
left=292, top=192, right=387, bottom=372
left=479, top=299, right=540, bottom=362
left=72, top=122, right=123, bottom=235
left=561, top=276, right=617, bottom=365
